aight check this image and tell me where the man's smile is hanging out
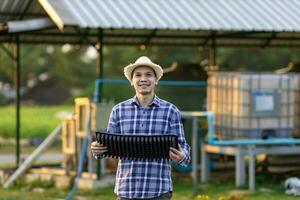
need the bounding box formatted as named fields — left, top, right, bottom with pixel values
left=138, top=84, right=150, bottom=87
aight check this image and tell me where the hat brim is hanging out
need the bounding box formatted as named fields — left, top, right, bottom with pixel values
left=124, top=62, right=163, bottom=83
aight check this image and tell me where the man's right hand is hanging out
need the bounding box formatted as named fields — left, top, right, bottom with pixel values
left=91, top=141, right=107, bottom=158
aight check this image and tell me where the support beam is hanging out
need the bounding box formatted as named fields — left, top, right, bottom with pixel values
left=12, top=31, right=300, bottom=41
left=73, top=27, right=98, bottom=48
left=191, top=117, right=198, bottom=184
left=14, top=35, right=21, bottom=166
left=96, top=28, right=104, bottom=180
left=201, top=31, right=216, bottom=47
left=143, top=29, right=157, bottom=47
left=209, top=37, right=216, bottom=66
left=248, top=145, right=256, bottom=191
left=96, top=29, right=103, bottom=80
left=3, top=125, right=62, bottom=188
left=235, top=146, right=246, bottom=187
left=201, top=145, right=210, bottom=182
left=76, top=27, right=91, bottom=46
left=261, top=32, right=277, bottom=48
left=94, top=29, right=104, bottom=103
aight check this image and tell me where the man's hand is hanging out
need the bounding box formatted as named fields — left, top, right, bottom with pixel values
left=91, top=141, right=107, bottom=158
left=169, top=146, right=184, bottom=163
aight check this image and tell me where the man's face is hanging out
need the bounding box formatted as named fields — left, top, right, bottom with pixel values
left=132, top=66, right=157, bottom=96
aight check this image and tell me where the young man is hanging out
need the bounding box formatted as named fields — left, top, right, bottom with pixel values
left=91, top=56, right=190, bottom=200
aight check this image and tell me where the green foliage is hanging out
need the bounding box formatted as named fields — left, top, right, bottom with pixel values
left=0, top=93, right=7, bottom=104
left=103, top=46, right=205, bottom=78
left=1, top=44, right=299, bottom=89
left=12, top=178, right=55, bottom=189
left=46, top=46, right=96, bottom=87
left=1, top=44, right=300, bottom=114
left=0, top=175, right=299, bottom=200
left=217, top=48, right=300, bottom=72
left=0, top=105, right=73, bottom=138
left=0, top=44, right=96, bottom=88
left=0, top=44, right=14, bottom=83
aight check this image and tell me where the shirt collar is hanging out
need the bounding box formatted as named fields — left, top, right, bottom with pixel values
left=131, top=95, right=160, bottom=107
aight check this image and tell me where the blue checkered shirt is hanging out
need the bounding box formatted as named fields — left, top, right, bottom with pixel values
left=107, top=95, right=190, bottom=199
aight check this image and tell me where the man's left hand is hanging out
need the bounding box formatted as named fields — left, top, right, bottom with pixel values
left=169, top=146, right=184, bottom=163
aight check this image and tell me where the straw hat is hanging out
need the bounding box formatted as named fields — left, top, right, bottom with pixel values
left=124, top=56, right=163, bottom=83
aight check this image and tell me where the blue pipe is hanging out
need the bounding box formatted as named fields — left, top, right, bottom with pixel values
left=65, top=108, right=91, bottom=200
left=94, top=78, right=206, bottom=109
left=210, top=138, right=300, bottom=145
left=207, top=112, right=215, bottom=143
left=206, top=112, right=300, bottom=145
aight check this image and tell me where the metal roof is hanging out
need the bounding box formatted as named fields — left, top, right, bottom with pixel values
left=0, top=0, right=54, bottom=33
left=39, top=0, right=300, bottom=32
left=0, top=0, right=47, bottom=22
left=1, top=0, right=300, bottom=47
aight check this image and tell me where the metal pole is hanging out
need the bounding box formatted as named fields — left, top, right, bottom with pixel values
left=4, top=125, right=62, bottom=188
left=209, top=37, right=216, bottom=66
left=14, top=35, right=21, bottom=166
left=192, top=117, right=198, bottom=184
left=201, top=144, right=209, bottom=183
left=96, top=29, right=104, bottom=180
left=94, top=29, right=103, bottom=103
left=248, top=145, right=256, bottom=191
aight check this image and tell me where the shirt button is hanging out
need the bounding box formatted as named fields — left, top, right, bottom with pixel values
left=141, top=124, right=144, bottom=127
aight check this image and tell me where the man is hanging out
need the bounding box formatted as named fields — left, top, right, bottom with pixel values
left=91, top=56, right=190, bottom=200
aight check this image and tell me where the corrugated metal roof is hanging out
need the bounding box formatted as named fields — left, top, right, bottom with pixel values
left=1, top=0, right=300, bottom=47
left=40, top=0, right=300, bottom=32
left=0, top=0, right=30, bottom=22
left=0, top=0, right=47, bottom=22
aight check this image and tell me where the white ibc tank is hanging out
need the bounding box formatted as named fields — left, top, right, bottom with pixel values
left=207, top=72, right=296, bottom=140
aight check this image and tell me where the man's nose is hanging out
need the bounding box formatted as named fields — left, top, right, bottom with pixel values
left=140, top=75, right=147, bottom=81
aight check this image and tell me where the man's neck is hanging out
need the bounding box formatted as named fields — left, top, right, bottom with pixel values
left=136, top=93, right=155, bottom=108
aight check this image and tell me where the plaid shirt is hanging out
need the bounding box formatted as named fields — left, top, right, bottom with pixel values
left=107, top=95, right=190, bottom=199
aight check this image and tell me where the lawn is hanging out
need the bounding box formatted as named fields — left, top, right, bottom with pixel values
left=0, top=172, right=299, bottom=200
left=1, top=105, right=300, bottom=199
left=0, top=105, right=73, bottom=139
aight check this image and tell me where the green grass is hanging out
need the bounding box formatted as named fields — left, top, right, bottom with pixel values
left=0, top=173, right=299, bottom=200
left=0, top=105, right=73, bottom=139
left=1, top=105, right=300, bottom=199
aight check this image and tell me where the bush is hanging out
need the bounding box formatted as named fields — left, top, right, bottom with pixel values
left=0, top=93, right=8, bottom=105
